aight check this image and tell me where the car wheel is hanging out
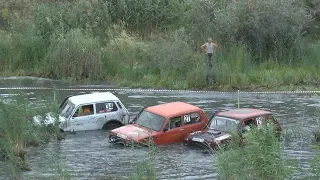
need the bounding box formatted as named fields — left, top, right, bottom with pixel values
left=102, top=121, right=123, bottom=131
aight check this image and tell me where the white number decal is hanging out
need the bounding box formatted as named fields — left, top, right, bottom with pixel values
left=256, top=116, right=264, bottom=126
left=106, top=103, right=113, bottom=110
left=184, top=115, right=191, bottom=123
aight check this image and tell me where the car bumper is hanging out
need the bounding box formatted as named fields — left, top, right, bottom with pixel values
left=183, top=139, right=219, bottom=150
left=108, top=134, right=148, bottom=147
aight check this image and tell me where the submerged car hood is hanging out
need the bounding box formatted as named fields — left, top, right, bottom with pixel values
left=33, top=112, right=65, bottom=125
left=189, top=129, right=231, bottom=142
left=111, top=124, right=159, bottom=142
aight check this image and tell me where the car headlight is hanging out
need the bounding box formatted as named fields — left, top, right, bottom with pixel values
left=117, top=133, right=127, bottom=140
left=109, top=135, right=117, bottom=142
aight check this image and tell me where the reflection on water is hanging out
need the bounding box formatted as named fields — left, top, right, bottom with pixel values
left=0, top=77, right=319, bottom=179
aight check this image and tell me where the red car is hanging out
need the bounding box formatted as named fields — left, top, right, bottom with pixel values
left=183, top=108, right=282, bottom=149
left=109, top=102, right=209, bottom=146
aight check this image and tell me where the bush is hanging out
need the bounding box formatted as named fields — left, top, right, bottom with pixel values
left=216, top=126, right=291, bottom=180
left=103, top=31, right=198, bottom=88
left=0, top=95, right=60, bottom=177
left=33, top=0, right=111, bottom=41
left=42, top=29, right=103, bottom=80
left=107, top=0, right=187, bottom=37
left=0, top=29, right=47, bottom=72
left=310, top=149, right=320, bottom=179
left=183, top=0, right=221, bottom=51
left=214, top=0, right=311, bottom=61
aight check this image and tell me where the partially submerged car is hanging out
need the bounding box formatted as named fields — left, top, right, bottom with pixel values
left=33, top=92, right=129, bottom=132
left=109, top=102, right=209, bottom=146
left=183, top=108, right=281, bottom=149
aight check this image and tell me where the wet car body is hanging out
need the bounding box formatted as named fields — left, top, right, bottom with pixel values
left=33, top=92, right=129, bottom=132
left=183, top=108, right=282, bottom=149
left=109, top=102, right=209, bottom=146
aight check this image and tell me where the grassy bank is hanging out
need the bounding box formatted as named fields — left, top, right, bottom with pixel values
left=0, top=0, right=320, bottom=91
left=0, top=94, right=60, bottom=178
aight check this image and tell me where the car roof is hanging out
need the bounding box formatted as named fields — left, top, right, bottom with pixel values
left=216, top=108, right=272, bottom=121
left=145, top=102, right=201, bottom=118
left=68, top=92, right=120, bottom=105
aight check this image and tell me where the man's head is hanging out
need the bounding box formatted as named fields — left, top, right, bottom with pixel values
left=208, top=38, right=212, bottom=43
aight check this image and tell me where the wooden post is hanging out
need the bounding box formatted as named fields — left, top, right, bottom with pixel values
left=238, top=90, right=240, bottom=108
left=53, top=88, right=56, bottom=102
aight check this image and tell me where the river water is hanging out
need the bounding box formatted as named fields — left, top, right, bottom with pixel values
left=0, top=77, right=319, bottom=180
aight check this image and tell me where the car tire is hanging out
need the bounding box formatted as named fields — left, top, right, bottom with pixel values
left=102, top=121, right=123, bottom=131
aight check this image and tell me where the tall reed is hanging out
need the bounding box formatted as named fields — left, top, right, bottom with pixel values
left=0, top=94, right=60, bottom=178
left=216, top=126, right=291, bottom=180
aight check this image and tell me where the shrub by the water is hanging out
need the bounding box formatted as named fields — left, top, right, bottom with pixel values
left=33, top=0, right=111, bottom=41
left=214, top=0, right=311, bottom=61
left=42, top=29, right=103, bottom=80
left=216, top=126, right=291, bottom=180
left=0, top=95, right=60, bottom=177
left=0, top=0, right=319, bottom=90
left=130, top=138, right=157, bottom=180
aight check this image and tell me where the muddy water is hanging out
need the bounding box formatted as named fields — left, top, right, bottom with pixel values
left=0, top=77, right=319, bottom=179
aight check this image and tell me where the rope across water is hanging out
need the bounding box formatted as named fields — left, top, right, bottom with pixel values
left=0, top=87, right=319, bottom=94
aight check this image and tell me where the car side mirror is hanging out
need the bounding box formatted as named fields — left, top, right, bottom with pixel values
left=163, top=128, right=168, bottom=132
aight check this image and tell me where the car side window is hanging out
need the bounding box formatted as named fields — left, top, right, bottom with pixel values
left=164, top=116, right=182, bottom=130
left=96, top=102, right=118, bottom=114
left=183, top=112, right=201, bottom=125
left=73, top=104, right=94, bottom=117
left=241, top=119, right=257, bottom=133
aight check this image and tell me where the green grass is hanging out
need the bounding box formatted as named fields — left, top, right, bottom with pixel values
left=215, top=126, right=291, bottom=180
left=0, top=94, right=61, bottom=178
left=0, top=0, right=320, bottom=91
left=1, top=28, right=320, bottom=91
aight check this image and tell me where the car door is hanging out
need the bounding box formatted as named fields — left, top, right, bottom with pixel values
left=115, top=101, right=130, bottom=124
left=155, top=116, right=185, bottom=144
left=95, top=101, right=121, bottom=128
left=182, top=111, right=206, bottom=137
left=66, top=103, right=96, bottom=131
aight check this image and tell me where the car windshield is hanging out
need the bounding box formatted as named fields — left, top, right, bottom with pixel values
left=60, top=100, right=75, bottom=119
left=135, top=110, right=166, bottom=132
left=210, top=116, right=239, bottom=132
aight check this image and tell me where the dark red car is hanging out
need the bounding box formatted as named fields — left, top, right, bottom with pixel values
left=109, top=102, right=209, bottom=146
left=183, top=108, right=282, bottom=149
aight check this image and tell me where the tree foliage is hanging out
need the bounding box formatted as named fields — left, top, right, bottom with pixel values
left=214, top=0, right=312, bottom=60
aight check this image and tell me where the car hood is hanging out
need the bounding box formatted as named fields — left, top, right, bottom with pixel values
left=111, top=124, right=159, bottom=142
left=188, top=129, right=231, bottom=142
left=33, top=112, right=66, bottom=125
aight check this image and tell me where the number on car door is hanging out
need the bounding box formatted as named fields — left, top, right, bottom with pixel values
left=182, top=112, right=203, bottom=135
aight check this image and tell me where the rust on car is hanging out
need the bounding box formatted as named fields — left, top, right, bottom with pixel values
left=109, top=102, right=209, bottom=146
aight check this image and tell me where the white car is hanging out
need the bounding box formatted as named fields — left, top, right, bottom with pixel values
left=34, top=92, right=130, bottom=132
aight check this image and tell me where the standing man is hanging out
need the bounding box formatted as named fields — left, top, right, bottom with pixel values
left=201, top=38, right=218, bottom=84
left=201, top=38, right=218, bottom=68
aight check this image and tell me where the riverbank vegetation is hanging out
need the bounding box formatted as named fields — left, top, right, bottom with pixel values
left=216, top=126, right=291, bottom=180
left=0, top=0, right=320, bottom=90
left=129, top=124, right=320, bottom=179
left=0, top=0, right=320, bottom=91
left=0, top=94, right=60, bottom=178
